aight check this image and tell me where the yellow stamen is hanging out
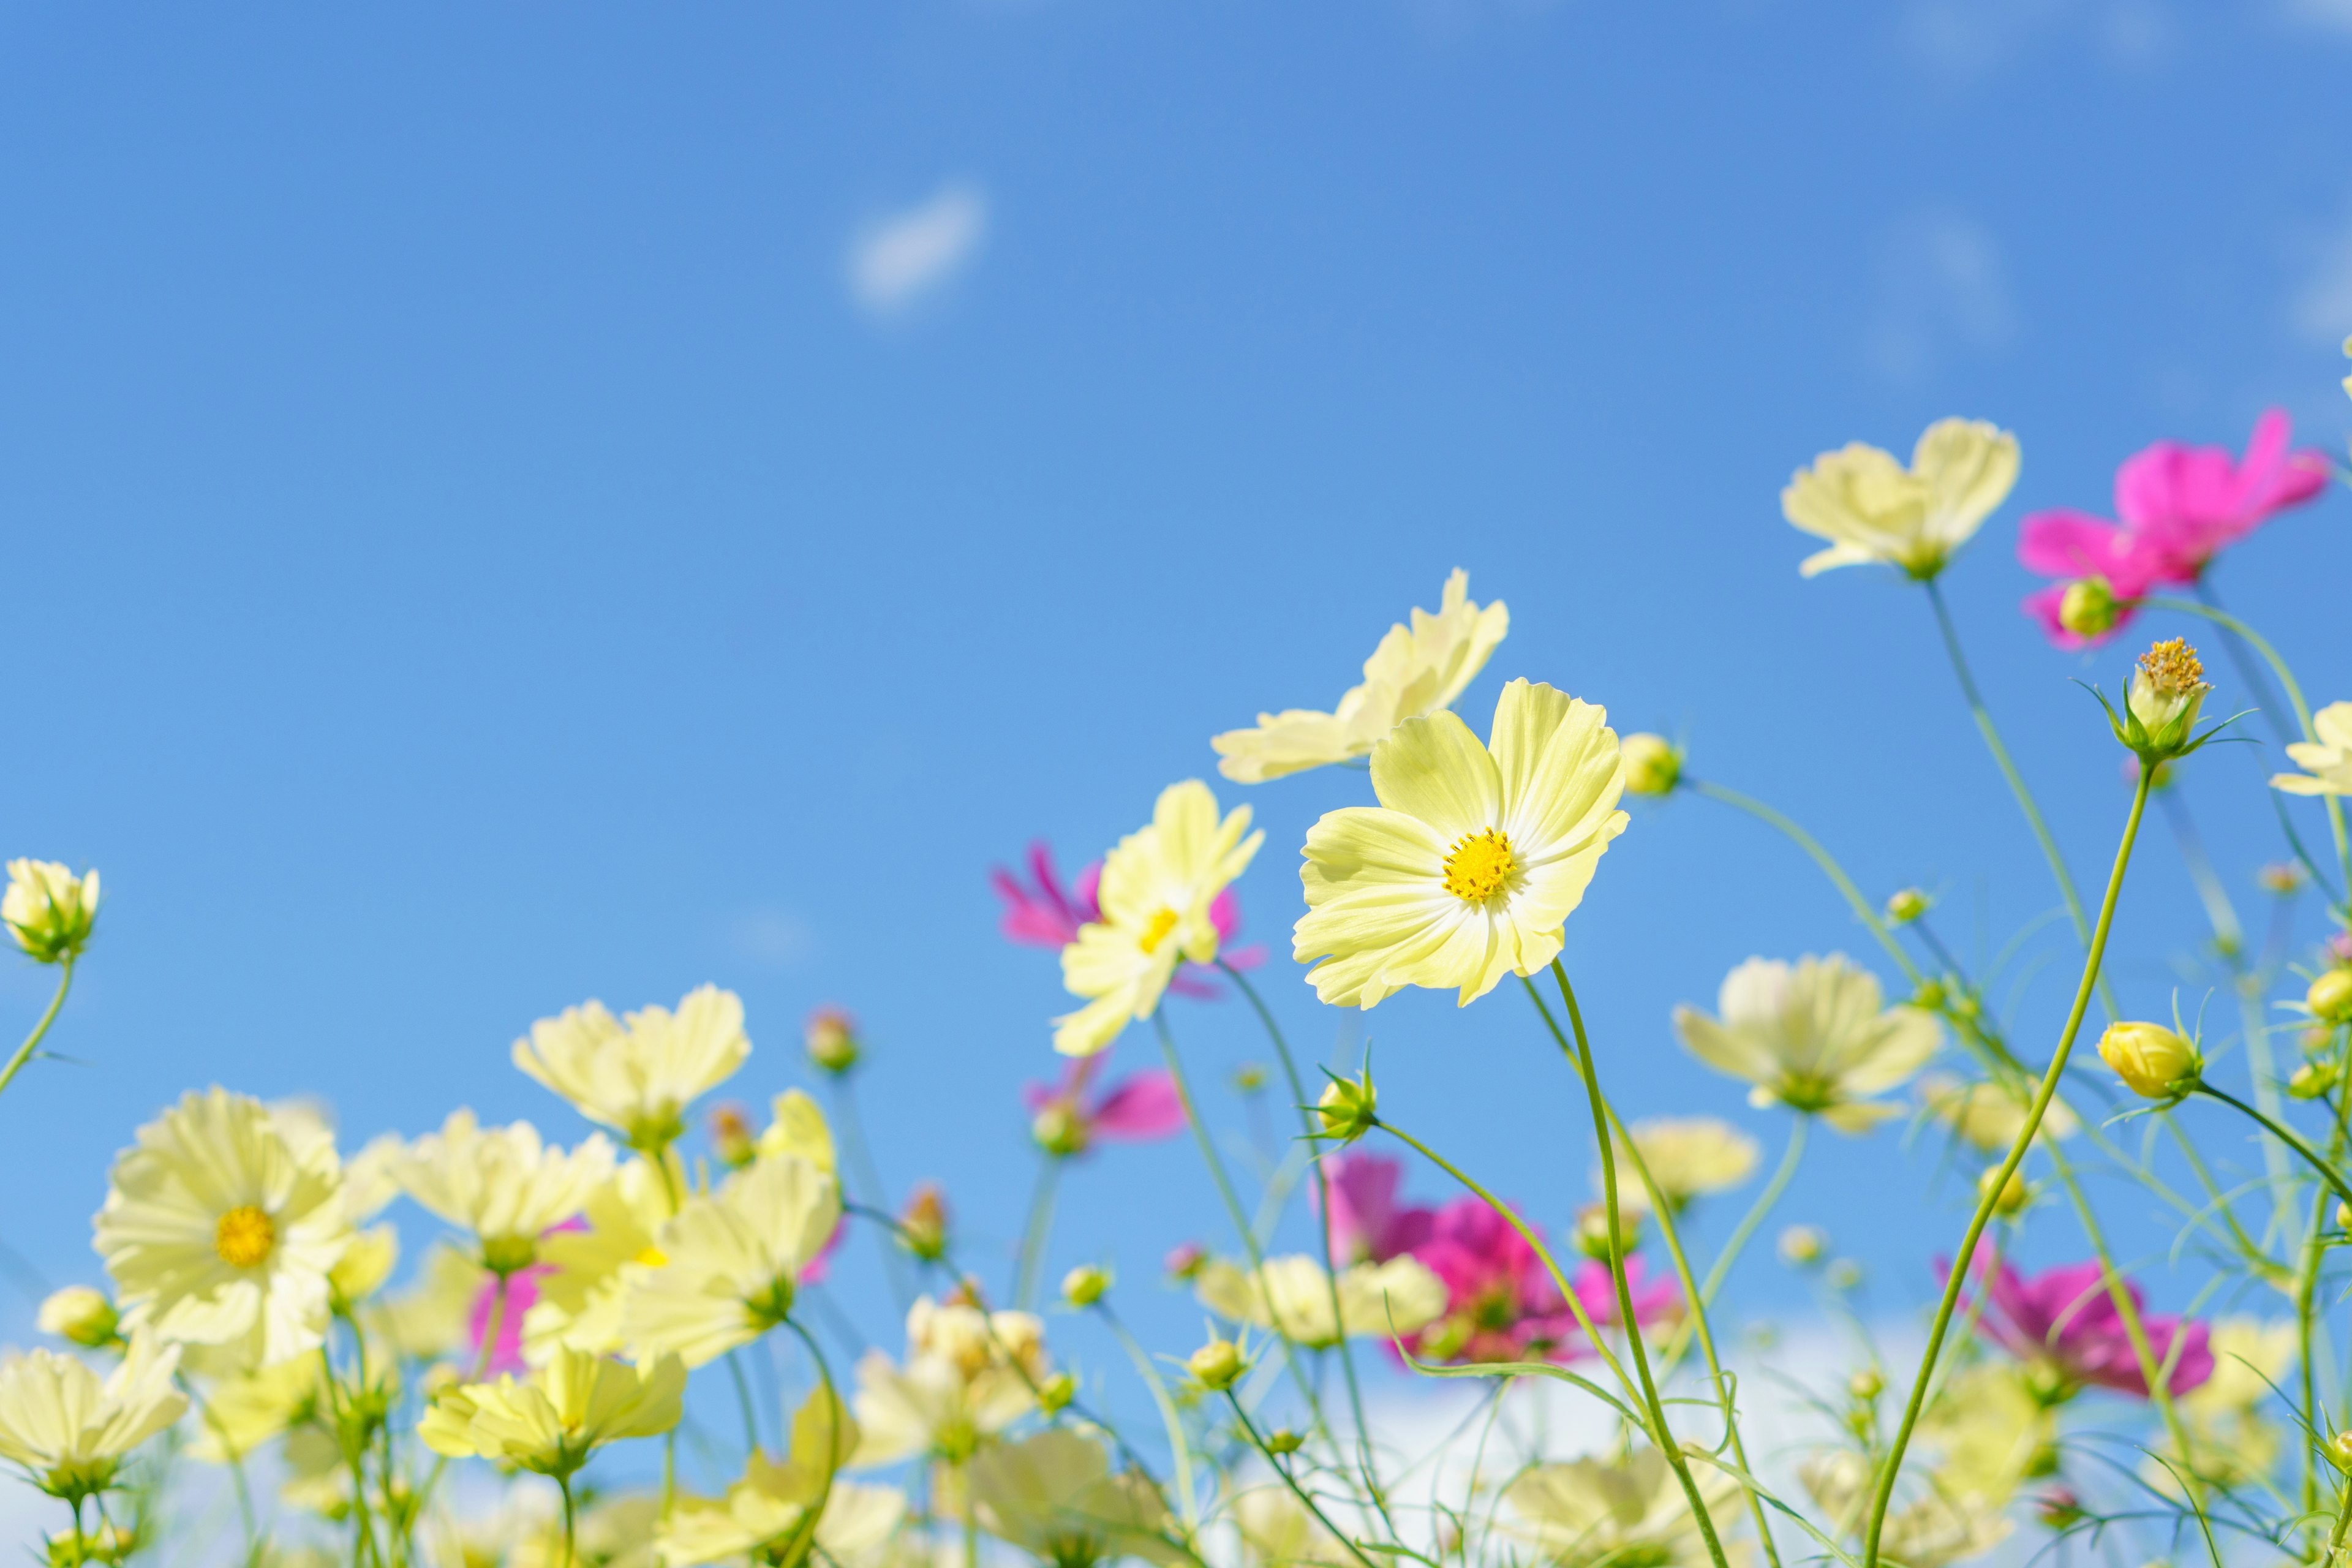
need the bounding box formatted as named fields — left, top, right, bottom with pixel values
left=1138, top=907, right=1180, bottom=954
left=214, top=1205, right=276, bottom=1269
left=635, top=1246, right=669, bottom=1268
left=2138, top=637, right=2206, bottom=695
left=1442, top=828, right=1517, bottom=903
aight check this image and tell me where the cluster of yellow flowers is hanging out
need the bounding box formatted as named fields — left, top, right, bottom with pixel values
left=7, top=382, right=2352, bottom=1568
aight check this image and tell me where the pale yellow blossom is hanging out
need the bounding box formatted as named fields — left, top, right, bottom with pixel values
left=1502, top=1449, right=1744, bottom=1568
left=2274, top=702, right=2352, bottom=797
left=420, top=1346, right=684, bottom=1477
left=394, top=1110, right=614, bottom=1276
left=620, top=1153, right=839, bottom=1366
left=657, top=1390, right=902, bottom=1566
left=1782, top=418, right=2018, bottom=579
left=1194, top=1254, right=1446, bottom=1348
left=1674, top=956, right=1941, bottom=1132
left=513, top=984, right=751, bottom=1152
left=1611, top=1117, right=1761, bottom=1211
left=970, top=1428, right=1182, bottom=1565
left=1, top=859, right=98, bottom=963
left=0, top=1333, right=186, bottom=1502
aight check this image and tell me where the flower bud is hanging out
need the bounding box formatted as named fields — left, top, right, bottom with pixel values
left=1621, top=734, right=1681, bottom=797
left=1848, top=1368, right=1883, bottom=1403
left=1884, top=888, right=1931, bottom=925
left=2260, top=862, right=2307, bottom=895
left=2097, top=1021, right=2201, bottom=1101
left=2035, top=1487, right=2083, bottom=1530
left=1777, top=1225, right=1827, bottom=1266
left=1978, top=1165, right=2029, bottom=1217
left=1061, top=1264, right=1110, bottom=1309
left=899, top=1183, right=949, bottom=1262
left=1031, top=1102, right=1087, bottom=1158
left=1164, top=1242, right=1207, bottom=1282
left=1036, top=1371, right=1076, bottom=1415
left=2057, top=576, right=2121, bottom=640
left=2122, top=638, right=2212, bottom=760
left=2329, top=1429, right=2352, bottom=1471
left=1911, top=979, right=1948, bottom=1013
left=1316, top=1071, right=1376, bottom=1144
left=804, top=1006, right=861, bottom=1075
left=1417, top=1315, right=1470, bottom=1362
left=2337, top=1200, right=2350, bottom=1233
left=2293, top=1062, right=2340, bottom=1100
left=707, top=1102, right=757, bottom=1169
left=1232, top=1063, right=1267, bottom=1094
left=1825, top=1259, right=1863, bottom=1292
left=2310, top=969, right=2352, bottom=1025
left=1265, top=1427, right=1305, bottom=1457
left=1574, top=1203, right=1638, bottom=1261
left=36, top=1286, right=116, bottom=1349
left=1188, top=1335, right=1246, bottom=1391
left=2, top=861, right=97, bottom=965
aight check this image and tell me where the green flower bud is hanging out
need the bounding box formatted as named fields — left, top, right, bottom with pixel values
left=2057, top=576, right=2121, bottom=640
left=804, top=1006, right=861, bottom=1074
left=1036, top=1371, right=1076, bottom=1415
left=1978, top=1165, right=2030, bottom=1217
left=1061, top=1264, right=1110, bottom=1309
left=1265, top=1428, right=1305, bottom=1457
left=1777, top=1225, right=1827, bottom=1267
left=1884, top=887, right=1931, bottom=925
left=1621, top=734, right=1682, bottom=797
left=1188, top=1335, right=1247, bottom=1392
left=1316, top=1071, right=1376, bottom=1144
left=2097, top=1021, right=2201, bottom=1101
left=2309, top=969, right=2352, bottom=1025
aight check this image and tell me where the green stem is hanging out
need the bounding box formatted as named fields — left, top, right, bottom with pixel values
left=828, top=1073, right=915, bottom=1313
left=2191, top=1082, right=2352, bottom=1211
left=783, top=1319, right=845, bottom=1566
left=1223, top=1390, right=1380, bottom=1568
left=0, top=957, right=74, bottom=1104
left=1101, top=1303, right=1200, bottom=1539
left=2300, top=1090, right=2348, bottom=1554
left=1011, top=1154, right=1062, bottom=1312
left=1687, top=782, right=1920, bottom=985
left=1861, top=764, right=2153, bottom=1568
left=559, top=1474, right=578, bottom=1568
left=725, top=1349, right=764, bottom=1457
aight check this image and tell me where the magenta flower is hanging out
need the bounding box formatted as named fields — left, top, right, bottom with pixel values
left=1396, top=1196, right=1680, bottom=1366
left=467, top=1266, right=545, bottom=1376
left=1952, top=1257, right=2212, bottom=1399
left=2019, top=410, right=2328, bottom=647
left=1316, top=1152, right=1436, bottom=1267
left=1022, top=1051, right=1186, bottom=1157
left=989, top=840, right=1263, bottom=998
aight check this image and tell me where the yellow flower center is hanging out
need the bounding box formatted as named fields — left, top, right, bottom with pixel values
left=635, top=1245, right=669, bottom=1268
left=1442, top=829, right=1517, bottom=903
left=2138, top=636, right=2206, bottom=695
left=214, top=1205, right=276, bottom=1269
left=1138, top=907, right=1180, bottom=954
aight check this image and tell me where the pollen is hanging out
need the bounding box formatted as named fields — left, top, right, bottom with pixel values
left=2138, top=637, right=2206, bottom=695
left=214, top=1205, right=277, bottom=1269
left=636, top=1245, right=669, bottom=1269
left=1138, top=907, right=1180, bottom=954
left=1442, top=828, right=1517, bottom=904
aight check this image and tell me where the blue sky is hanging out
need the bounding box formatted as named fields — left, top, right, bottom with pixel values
left=1, top=0, right=2350, bottom=1445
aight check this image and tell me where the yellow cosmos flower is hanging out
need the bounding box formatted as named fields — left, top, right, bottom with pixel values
left=1235, top=1487, right=1354, bottom=1567
left=756, top=1088, right=837, bottom=1172
left=1782, top=417, right=2019, bottom=579
left=371, top=1243, right=491, bottom=1363
left=419, top=1345, right=685, bottom=1479
left=1, top=858, right=99, bottom=963
left=0, top=1333, right=186, bottom=1503
left=1611, top=1117, right=1761, bottom=1212
left=1803, top=1447, right=2012, bottom=1568
left=2274, top=701, right=2352, bottom=796
left=970, top=1429, right=1183, bottom=1566
left=1918, top=1074, right=2078, bottom=1152
left=1673, top=955, right=1942, bottom=1132
left=1213, top=569, right=1510, bottom=783
left=525, top=1155, right=679, bottom=1361
left=658, top=1390, right=903, bottom=1567
left=620, top=1153, right=840, bottom=1367
left=94, top=1087, right=354, bottom=1368
left=513, top=984, right=752, bottom=1153
left=1502, top=1450, right=1743, bottom=1568
left=1054, top=780, right=1262, bottom=1056
left=2147, top=1318, right=2297, bottom=1496
left=851, top=1297, right=1049, bottom=1466
left=184, top=1350, right=321, bottom=1464
left=1294, top=679, right=1628, bottom=1008
left=394, top=1110, right=615, bottom=1276
left=1193, top=1254, right=1446, bottom=1349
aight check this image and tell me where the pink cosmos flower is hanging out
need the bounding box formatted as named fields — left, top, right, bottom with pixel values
left=1950, top=1257, right=2212, bottom=1399
left=2019, top=410, right=2328, bottom=647
left=1317, top=1152, right=1436, bottom=1267
left=1402, top=1196, right=1681, bottom=1366
left=1021, top=1051, right=1186, bottom=1157
left=990, top=841, right=1264, bottom=998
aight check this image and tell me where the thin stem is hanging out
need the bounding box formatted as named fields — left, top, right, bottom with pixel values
left=559, top=1474, right=578, bottom=1568
left=828, top=1072, right=914, bottom=1312
left=1547, top=962, right=1733, bottom=1568
left=725, top=1349, right=764, bottom=1457
left=1011, top=1155, right=1061, bottom=1312
left=1100, top=1303, right=1200, bottom=1539
left=1223, top=1390, right=1380, bottom=1568
left=783, top=1319, right=845, bottom=1564
left=1687, top=782, right=1921, bottom=985
left=2192, top=1082, right=2352, bottom=1211
left=1861, top=764, right=2153, bottom=1568
left=0, top=957, right=74, bottom=1104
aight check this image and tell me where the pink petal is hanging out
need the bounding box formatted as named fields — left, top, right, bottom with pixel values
left=2018, top=511, right=2133, bottom=578
left=801, top=1215, right=846, bottom=1287
left=1088, top=1072, right=1188, bottom=1142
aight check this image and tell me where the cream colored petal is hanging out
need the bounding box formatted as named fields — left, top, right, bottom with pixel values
left=1368, top=710, right=1503, bottom=842
left=1834, top=1007, right=1944, bottom=1095
left=2313, top=702, right=2352, bottom=752
left=1672, top=1006, right=1774, bottom=1087
left=1912, top=417, right=2020, bottom=551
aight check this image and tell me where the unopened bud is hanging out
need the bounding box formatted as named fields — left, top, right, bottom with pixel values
left=2291, top=1062, right=2339, bottom=1100
left=2097, top=1021, right=2201, bottom=1101
left=2337, top=1200, right=2350, bottom=1232
left=2309, top=969, right=2352, bottom=1025
left=1315, top=1072, right=1377, bottom=1144
left=1574, top=1204, right=1637, bottom=1261
left=1061, top=1265, right=1110, bottom=1309
left=1848, top=1368, right=1883, bottom=1403
left=2329, top=1430, right=2352, bottom=1471
left=1031, top=1102, right=1087, bottom=1158
left=1621, top=734, right=1682, bottom=797
left=1884, top=888, right=1931, bottom=925
left=1265, top=1427, right=1305, bottom=1457
left=1036, top=1371, right=1076, bottom=1415
left=1232, top=1063, right=1267, bottom=1094
left=1777, top=1226, right=1827, bottom=1266
left=1188, top=1335, right=1246, bottom=1391
left=1164, top=1243, right=1207, bottom=1282
left=36, top=1286, right=117, bottom=1349
left=2035, top=1487, right=2084, bottom=1529
left=804, top=1006, right=861, bottom=1074
left=1912, top=979, right=1948, bottom=1013
left=1978, top=1165, right=2030, bottom=1217
left=2260, top=862, right=2307, bottom=895
left=707, top=1103, right=756, bottom=1169
left=899, top=1183, right=949, bottom=1262
left=2, top=861, right=97, bottom=965
left=2057, top=576, right=2121, bottom=640
left=1825, top=1259, right=1864, bottom=1292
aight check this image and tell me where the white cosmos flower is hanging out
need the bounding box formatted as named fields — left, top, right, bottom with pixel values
left=393, top=1110, right=614, bottom=1276
left=0, top=1332, right=186, bottom=1503
left=1194, top=1254, right=1447, bottom=1348
left=620, top=1153, right=840, bottom=1368
left=512, top=984, right=751, bottom=1152
left=1673, top=955, right=1941, bottom=1133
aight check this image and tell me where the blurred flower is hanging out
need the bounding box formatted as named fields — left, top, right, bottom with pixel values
left=1401, top=1197, right=1675, bottom=1366
left=1187, top=1333, right=1247, bottom=1391
left=897, top=1183, right=949, bottom=1261
left=523, top=1158, right=674, bottom=1361
left=420, top=1346, right=685, bottom=1479
left=2, top=860, right=97, bottom=964
left=1610, top=1117, right=1760, bottom=1212
left=0, top=1333, right=184, bottom=1504
left=1235, top=1487, right=1353, bottom=1567
left=1213, top=568, right=1509, bottom=782
left=464, top=1218, right=582, bottom=1375
left=2018, top=522, right=2170, bottom=649
left=970, top=1429, right=1182, bottom=1566
left=1295, top=680, right=1628, bottom=1009
left=95, top=1086, right=354, bottom=1368
left=1502, top=1449, right=1743, bottom=1568
left=1163, top=1243, right=1207, bottom=1281
left=621, top=1153, right=840, bottom=1367
left=372, top=1243, right=490, bottom=1363
left=37, top=1286, right=118, bottom=1350
left=1054, top=781, right=1262, bottom=1056
left=2146, top=1318, right=2297, bottom=1497
left=513, top=1493, right=660, bottom=1568
left=1884, top=887, right=1931, bottom=925
left=1782, top=417, right=2018, bottom=579
left=330, top=1224, right=400, bottom=1308
left=851, top=1296, right=1047, bottom=1466
left=1620, top=733, right=1681, bottom=797
left=1778, top=1226, right=1827, bottom=1266
left=1022, top=1052, right=1185, bottom=1158
left=1919, top=1074, right=2078, bottom=1152
left=393, top=1110, right=614, bottom=1278
left=1061, top=1264, right=1110, bottom=1308
left=1316, top=1152, right=1435, bottom=1267
left=657, top=1389, right=903, bottom=1566
left=1673, top=955, right=1942, bottom=1131
left=707, top=1102, right=756, bottom=1169
left=2260, top=861, right=2309, bottom=894
left=511, top=985, right=749, bottom=1155
left=183, top=1349, right=321, bottom=1464
left=1194, top=1254, right=1447, bottom=1349
left=2312, top=969, right=2352, bottom=1025
left=1956, top=1258, right=2212, bottom=1400
left=1803, top=1446, right=2015, bottom=1568
left=2274, top=701, right=2352, bottom=797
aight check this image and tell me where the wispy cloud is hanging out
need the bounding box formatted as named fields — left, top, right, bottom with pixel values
left=729, top=908, right=815, bottom=971
left=846, top=184, right=989, bottom=318
left=1900, top=0, right=2173, bottom=79
left=2290, top=209, right=2352, bottom=347
left=1863, top=208, right=2017, bottom=384
left=2282, top=0, right=2352, bottom=33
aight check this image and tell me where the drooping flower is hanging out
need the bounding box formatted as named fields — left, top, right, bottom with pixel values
left=657, top=1389, right=904, bottom=1566
left=1053, top=782, right=1262, bottom=1056
left=1609, top=1117, right=1760, bottom=1212
left=851, top=1295, right=1049, bottom=1466
left=1782, top=418, right=2019, bottom=579
left=1021, top=1052, right=1186, bottom=1158
left=968, top=1428, right=1183, bottom=1566
left=1294, top=679, right=1628, bottom=1009
left=393, top=1110, right=615, bottom=1278
left=1316, top=1152, right=1436, bottom=1267
left=620, top=1153, right=840, bottom=1367
left=0, top=1333, right=186, bottom=1504
left=419, top=1345, right=685, bottom=1479
left=1193, top=1254, right=1447, bottom=1349
left=94, top=1087, right=355, bottom=1368
left=2019, top=410, right=2328, bottom=646
left=993, top=842, right=1262, bottom=998
left=1956, top=1258, right=2212, bottom=1400
left=1, top=859, right=99, bottom=964
left=1918, top=1074, right=2077, bottom=1152
left=511, top=984, right=750, bottom=1154
left=2273, top=701, right=2352, bottom=797
left=1213, top=568, right=1510, bottom=782
left=1502, top=1449, right=1744, bottom=1568
left=1673, top=955, right=1942, bottom=1132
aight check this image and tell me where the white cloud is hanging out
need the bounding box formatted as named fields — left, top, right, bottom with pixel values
left=845, top=184, right=989, bottom=318
left=2290, top=212, right=2352, bottom=347
left=729, top=908, right=815, bottom=970
left=1900, top=0, right=2173, bottom=78
left=1864, top=209, right=2017, bottom=384
left=2282, top=0, right=2352, bottom=32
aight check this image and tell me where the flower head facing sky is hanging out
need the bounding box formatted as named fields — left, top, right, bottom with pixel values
left=0, top=1333, right=186, bottom=1504
left=1782, top=417, right=2019, bottom=579
left=420, top=1345, right=685, bottom=1478
left=1213, top=568, right=1509, bottom=782
left=1673, top=955, right=1941, bottom=1131
left=995, top=841, right=1261, bottom=999
left=393, top=1110, right=615, bottom=1277
left=511, top=984, right=750, bottom=1153
left=1294, top=679, right=1627, bottom=1009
